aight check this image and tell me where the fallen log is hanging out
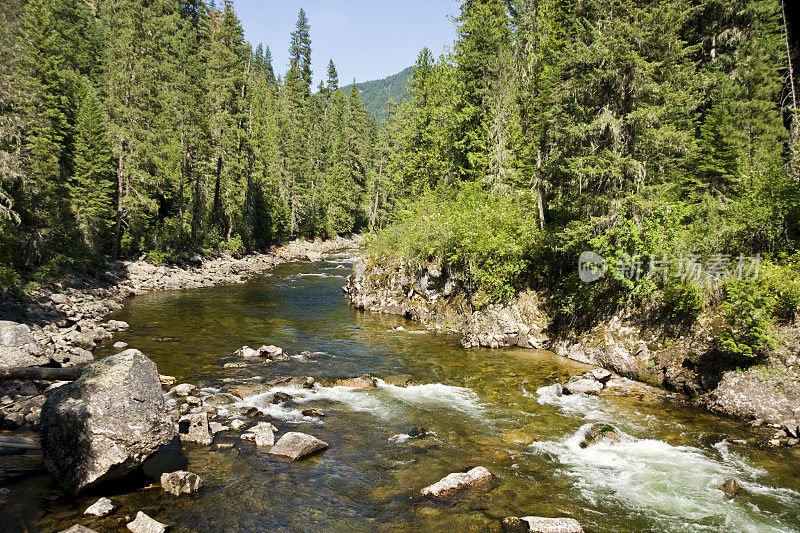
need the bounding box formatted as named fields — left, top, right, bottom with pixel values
left=0, top=365, right=85, bottom=382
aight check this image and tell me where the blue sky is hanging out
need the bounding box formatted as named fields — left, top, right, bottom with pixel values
left=232, top=0, right=460, bottom=86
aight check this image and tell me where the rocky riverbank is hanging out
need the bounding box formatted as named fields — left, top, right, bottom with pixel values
left=345, top=255, right=800, bottom=436
left=0, top=235, right=363, bottom=430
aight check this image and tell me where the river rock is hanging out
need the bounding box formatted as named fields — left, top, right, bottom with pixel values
left=171, top=383, right=196, bottom=397
left=335, top=375, right=376, bottom=389
left=204, top=393, right=238, bottom=407
left=719, top=478, right=742, bottom=498
left=502, top=516, right=584, bottom=533
left=39, top=349, right=176, bottom=495
left=127, top=511, right=168, bottom=533
left=236, top=346, right=260, bottom=358
left=564, top=377, right=603, bottom=395
left=782, top=420, right=800, bottom=439
left=113, top=341, right=128, bottom=349
left=578, top=423, right=621, bottom=448
left=0, top=320, right=47, bottom=367
left=590, top=368, right=612, bottom=384
left=161, top=470, right=204, bottom=496
left=272, top=391, right=293, bottom=404
left=243, top=422, right=278, bottom=446
left=421, top=466, right=493, bottom=497
left=59, top=526, right=98, bottom=533
left=179, top=412, right=213, bottom=445
left=225, top=381, right=268, bottom=398
left=301, top=408, right=325, bottom=418
left=84, top=497, right=116, bottom=517
left=268, top=431, right=328, bottom=460
left=259, top=345, right=288, bottom=361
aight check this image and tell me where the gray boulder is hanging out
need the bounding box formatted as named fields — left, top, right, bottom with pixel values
left=0, top=320, right=47, bottom=367
left=40, top=350, right=176, bottom=494
left=563, top=377, right=602, bottom=395
left=268, top=431, right=328, bottom=460
left=421, top=466, right=493, bottom=497
left=160, top=470, right=204, bottom=496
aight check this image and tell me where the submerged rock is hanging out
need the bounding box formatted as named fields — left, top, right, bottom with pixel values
left=171, top=383, right=196, bottom=397
left=127, top=511, right=168, bottom=533
left=39, top=350, right=175, bottom=495
left=578, top=423, right=621, bottom=448
left=84, top=497, right=116, bottom=517
left=161, top=470, right=204, bottom=496
left=420, top=466, right=493, bottom=497
left=408, top=427, right=430, bottom=439
left=502, top=516, right=584, bottom=533
left=268, top=431, right=328, bottom=460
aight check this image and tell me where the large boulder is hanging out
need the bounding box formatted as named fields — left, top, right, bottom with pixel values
left=0, top=320, right=47, bottom=367
left=268, top=431, right=328, bottom=460
left=421, top=466, right=493, bottom=497
left=40, top=350, right=176, bottom=494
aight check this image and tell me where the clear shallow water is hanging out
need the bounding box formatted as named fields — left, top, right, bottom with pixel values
left=2, top=252, right=799, bottom=532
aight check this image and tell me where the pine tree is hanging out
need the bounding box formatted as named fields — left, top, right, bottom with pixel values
left=289, top=8, right=312, bottom=91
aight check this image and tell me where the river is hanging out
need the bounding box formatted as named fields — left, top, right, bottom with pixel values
left=2, top=251, right=799, bottom=532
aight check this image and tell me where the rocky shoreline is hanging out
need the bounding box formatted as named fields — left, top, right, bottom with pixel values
left=0, top=235, right=363, bottom=430
left=345, top=255, right=800, bottom=441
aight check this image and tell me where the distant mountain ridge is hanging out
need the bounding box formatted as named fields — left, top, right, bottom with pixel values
left=344, top=66, right=412, bottom=125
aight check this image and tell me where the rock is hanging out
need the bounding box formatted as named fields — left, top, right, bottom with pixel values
left=251, top=422, right=278, bottom=447
left=503, top=429, right=535, bottom=445
left=590, top=368, right=612, bottom=384
left=301, top=408, right=325, bottom=418
left=788, top=438, right=799, bottom=446
left=127, top=511, right=168, bottom=533
left=306, top=252, right=323, bottom=262
left=420, top=466, right=493, bottom=497
left=223, top=362, right=248, bottom=368
left=272, top=391, right=293, bottom=404
left=268, top=431, right=329, bottom=460
left=50, top=293, right=69, bottom=305
left=209, top=422, right=227, bottom=434
left=84, top=497, right=116, bottom=517
left=259, top=345, right=288, bottom=361
left=185, top=395, right=201, bottom=406
left=719, top=478, right=742, bottom=498
left=230, top=419, right=247, bottom=430
left=579, top=423, right=621, bottom=448
left=502, top=516, right=584, bottom=533
left=749, top=419, right=764, bottom=428
left=408, top=427, right=430, bottom=439
left=106, top=320, right=129, bottom=331
left=781, top=420, right=799, bottom=439
left=59, top=526, right=98, bottom=533
left=225, top=382, right=268, bottom=398
left=563, top=377, right=603, bottom=395
left=382, top=374, right=415, bottom=387
left=39, top=350, right=175, bottom=495
left=160, top=470, right=204, bottom=496
left=0, top=320, right=46, bottom=367
left=159, top=374, right=176, bottom=386
left=113, top=341, right=128, bottom=349
left=204, top=394, right=238, bottom=407
left=335, top=375, right=376, bottom=389
left=171, top=383, right=196, bottom=397
left=236, top=346, right=260, bottom=358
left=702, top=371, right=800, bottom=423
left=179, top=413, right=213, bottom=445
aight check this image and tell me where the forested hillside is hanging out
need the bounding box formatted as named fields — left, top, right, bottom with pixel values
left=342, top=66, right=413, bottom=124
left=367, top=0, right=800, bottom=359
left=0, top=0, right=378, bottom=286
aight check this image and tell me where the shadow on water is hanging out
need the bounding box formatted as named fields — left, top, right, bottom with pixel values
left=2, top=252, right=799, bottom=532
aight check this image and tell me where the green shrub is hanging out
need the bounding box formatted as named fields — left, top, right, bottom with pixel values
left=369, top=183, right=539, bottom=301
left=719, top=279, right=776, bottom=358
left=760, top=254, right=800, bottom=322
left=222, top=234, right=245, bottom=256
left=662, top=277, right=703, bottom=322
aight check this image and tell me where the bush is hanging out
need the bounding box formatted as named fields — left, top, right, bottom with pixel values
left=662, top=277, right=703, bottom=322
left=368, top=183, right=540, bottom=301
left=759, top=254, right=800, bottom=322
left=719, top=279, right=776, bottom=358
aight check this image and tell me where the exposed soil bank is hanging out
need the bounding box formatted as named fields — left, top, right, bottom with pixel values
left=345, top=255, right=800, bottom=433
